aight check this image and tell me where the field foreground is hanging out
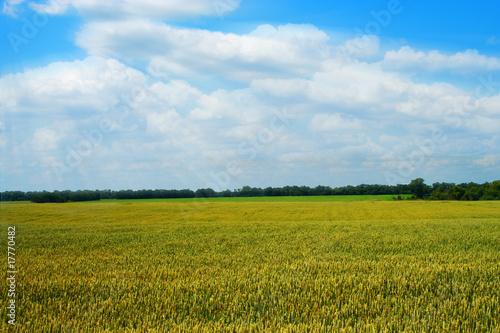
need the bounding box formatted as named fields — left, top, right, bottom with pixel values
left=1, top=200, right=500, bottom=332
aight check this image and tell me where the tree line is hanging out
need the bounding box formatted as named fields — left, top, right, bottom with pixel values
left=1, top=179, right=499, bottom=203
left=409, top=178, right=500, bottom=201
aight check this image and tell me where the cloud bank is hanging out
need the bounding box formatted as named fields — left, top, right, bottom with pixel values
left=1, top=3, right=499, bottom=190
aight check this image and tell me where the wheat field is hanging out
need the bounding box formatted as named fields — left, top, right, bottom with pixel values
left=1, top=200, right=500, bottom=332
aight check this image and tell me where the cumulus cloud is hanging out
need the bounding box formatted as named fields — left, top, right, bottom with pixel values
left=146, top=110, right=182, bottom=134
left=253, top=59, right=500, bottom=136
left=277, top=152, right=325, bottom=164
left=1, top=57, right=145, bottom=114
left=11, top=0, right=241, bottom=19
left=2, top=12, right=500, bottom=190
left=251, top=63, right=408, bottom=111
left=309, top=113, right=364, bottom=132
left=473, top=154, right=500, bottom=167
left=338, top=35, right=380, bottom=59
left=475, top=94, right=500, bottom=116
left=253, top=61, right=411, bottom=113
left=32, top=127, right=64, bottom=151
left=380, top=46, right=500, bottom=74
left=76, top=21, right=331, bottom=82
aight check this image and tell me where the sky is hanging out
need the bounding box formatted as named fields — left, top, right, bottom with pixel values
left=0, top=0, right=499, bottom=192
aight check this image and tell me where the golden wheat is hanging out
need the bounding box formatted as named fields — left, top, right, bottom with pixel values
left=1, top=200, right=499, bottom=332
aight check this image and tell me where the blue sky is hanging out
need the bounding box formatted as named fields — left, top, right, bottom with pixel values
left=1, top=0, right=499, bottom=191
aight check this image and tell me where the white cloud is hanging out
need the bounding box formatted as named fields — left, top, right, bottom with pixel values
left=253, top=59, right=500, bottom=136
left=190, top=88, right=268, bottom=124
left=475, top=94, right=500, bottom=116
left=463, top=115, right=500, bottom=134
left=277, top=152, right=324, bottom=164
left=145, top=109, right=203, bottom=148
left=473, top=154, right=500, bottom=167
left=28, top=0, right=69, bottom=15
left=149, top=80, right=202, bottom=108
left=26, top=0, right=240, bottom=19
left=1, top=57, right=145, bottom=114
left=309, top=113, right=364, bottom=132
left=2, top=0, right=25, bottom=16
left=380, top=46, right=500, bottom=74
left=248, top=23, right=330, bottom=51
left=3, top=15, right=500, bottom=190
left=76, top=21, right=331, bottom=82
left=252, top=60, right=414, bottom=113
left=32, top=127, right=63, bottom=151
left=341, top=139, right=384, bottom=156
left=338, top=35, right=380, bottom=59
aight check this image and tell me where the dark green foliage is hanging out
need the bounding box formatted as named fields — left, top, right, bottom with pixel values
left=68, top=190, right=101, bottom=202
left=30, top=192, right=67, bottom=203
left=114, top=189, right=195, bottom=200
left=239, top=186, right=264, bottom=197
left=2, top=180, right=499, bottom=202
left=427, top=180, right=500, bottom=201
left=29, top=190, right=101, bottom=203
left=195, top=188, right=217, bottom=198
left=409, top=178, right=431, bottom=199
left=220, top=189, right=233, bottom=197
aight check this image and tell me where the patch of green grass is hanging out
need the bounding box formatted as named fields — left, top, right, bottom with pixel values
left=98, top=194, right=410, bottom=203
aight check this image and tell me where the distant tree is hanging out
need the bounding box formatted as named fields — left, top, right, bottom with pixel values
left=263, top=187, right=274, bottom=196
left=314, top=185, right=331, bottom=196
left=281, top=186, right=291, bottom=196
left=178, top=189, right=196, bottom=198
left=299, top=186, right=311, bottom=196
left=31, top=191, right=67, bottom=203
left=462, top=187, right=480, bottom=201
left=482, top=181, right=500, bottom=200
left=428, top=186, right=446, bottom=200
left=396, top=184, right=411, bottom=195
left=6, top=179, right=500, bottom=203
left=356, top=184, right=368, bottom=195
left=409, top=178, right=430, bottom=199
left=195, top=188, right=216, bottom=198
left=250, top=187, right=263, bottom=196
left=240, top=186, right=252, bottom=197
left=221, top=190, right=232, bottom=197
left=451, top=185, right=466, bottom=200
left=99, top=189, right=114, bottom=199
left=291, top=186, right=301, bottom=196
left=346, top=185, right=356, bottom=195
left=6, top=191, right=28, bottom=201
